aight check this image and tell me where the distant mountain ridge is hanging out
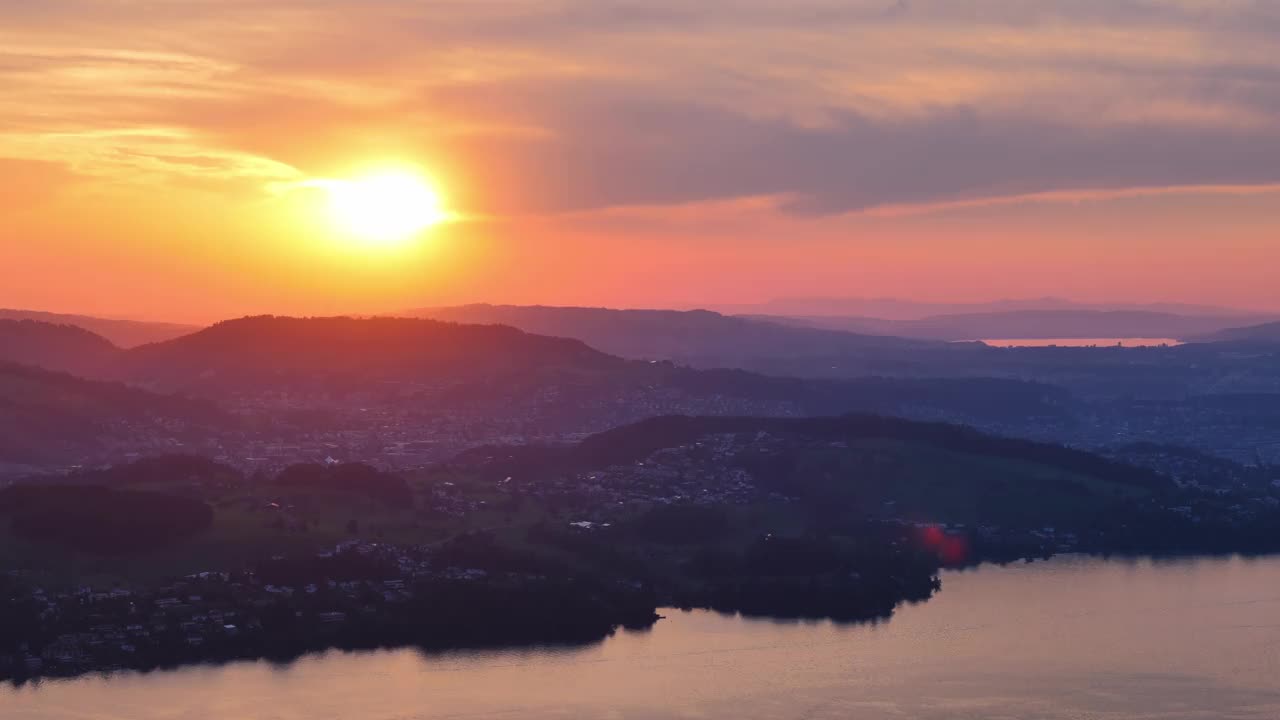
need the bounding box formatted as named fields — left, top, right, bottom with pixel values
left=762, top=309, right=1276, bottom=342
left=2, top=315, right=1079, bottom=473
left=1191, top=321, right=1280, bottom=345
left=712, top=297, right=1274, bottom=321
left=405, top=303, right=938, bottom=365
left=0, top=308, right=199, bottom=348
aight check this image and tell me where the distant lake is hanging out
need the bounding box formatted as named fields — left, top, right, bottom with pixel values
left=9, top=555, right=1280, bottom=720
left=978, top=337, right=1184, bottom=347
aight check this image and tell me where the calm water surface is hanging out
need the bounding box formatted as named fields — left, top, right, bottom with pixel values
left=8, top=555, right=1280, bottom=720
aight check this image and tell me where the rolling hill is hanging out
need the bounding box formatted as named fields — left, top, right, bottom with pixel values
left=0, top=363, right=226, bottom=466
left=1191, top=321, right=1280, bottom=345
left=453, top=413, right=1168, bottom=530
left=0, top=315, right=1079, bottom=455
left=98, top=316, right=1075, bottom=431
left=0, top=308, right=198, bottom=348
left=114, top=315, right=624, bottom=391
left=0, top=319, right=120, bottom=375
left=464, top=414, right=1152, bottom=481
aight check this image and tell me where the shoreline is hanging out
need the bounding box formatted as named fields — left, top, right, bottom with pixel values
left=10, top=545, right=1280, bottom=685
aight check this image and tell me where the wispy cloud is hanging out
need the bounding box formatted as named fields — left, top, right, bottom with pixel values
left=859, top=182, right=1280, bottom=218
left=1, top=0, right=1278, bottom=214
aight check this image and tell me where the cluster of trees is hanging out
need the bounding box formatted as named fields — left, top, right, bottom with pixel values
left=0, top=574, right=42, bottom=651
left=0, top=570, right=659, bottom=682
left=668, top=530, right=941, bottom=622
left=526, top=503, right=944, bottom=624
left=72, top=454, right=242, bottom=487
left=0, top=456, right=427, bottom=556
left=0, top=484, right=213, bottom=553
left=274, top=462, right=413, bottom=506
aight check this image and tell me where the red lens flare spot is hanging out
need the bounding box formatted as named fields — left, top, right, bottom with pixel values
left=918, top=525, right=970, bottom=566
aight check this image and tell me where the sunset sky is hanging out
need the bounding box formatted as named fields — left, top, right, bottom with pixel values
left=3, top=0, right=1279, bottom=322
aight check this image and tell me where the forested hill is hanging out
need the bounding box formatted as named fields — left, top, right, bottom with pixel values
left=455, top=413, right=1168, bottom=493
left=0, top=319, right=119, bottom=375
left=0, top=363, right=226, bottom=465
left=0, top=308, right=198, bottom=348
left=115, top=315, right=624, bottom=390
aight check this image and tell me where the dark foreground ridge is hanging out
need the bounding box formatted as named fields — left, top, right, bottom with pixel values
left=4, top=415, right=1280, bottom=681
left=0, top=551, right=660, bottom=682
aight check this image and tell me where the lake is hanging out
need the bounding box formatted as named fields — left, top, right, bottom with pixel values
left=979, top=337, right=1184, bottom=347
left=7, top=555, right=1280, bottom=720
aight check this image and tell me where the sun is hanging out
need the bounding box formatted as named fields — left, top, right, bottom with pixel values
left=318, top=170, right=448, bottom=245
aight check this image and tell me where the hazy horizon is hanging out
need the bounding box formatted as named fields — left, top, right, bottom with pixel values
left=7, top=294, right=1280, bottom=328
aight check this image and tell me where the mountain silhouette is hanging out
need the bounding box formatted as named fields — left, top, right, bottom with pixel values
left=0, top=319, right=120, bottom=375
left=114, top=315, right=623, bottom=391
left=0, top=308, right=198, bottom=348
